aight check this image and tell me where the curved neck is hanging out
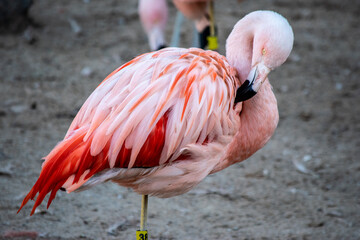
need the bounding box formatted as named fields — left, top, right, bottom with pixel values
left=212, top=80, right=279, bottom=173
left=216, top=15, right=280, bottom=173
left=231, top=80, right=279, bottom=162
left=226, top=19, right=258, bottom=83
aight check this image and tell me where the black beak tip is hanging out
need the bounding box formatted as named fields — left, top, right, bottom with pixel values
left=234, top=80, right=257, bottom=103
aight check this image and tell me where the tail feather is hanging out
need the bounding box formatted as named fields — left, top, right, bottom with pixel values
left=18, top=113, right=169, bottom=215
left=18, top=127, right=108, bottom=215
left=73, top=141, right=92, bottom=184
left=47, top=179, right=67, bottom=209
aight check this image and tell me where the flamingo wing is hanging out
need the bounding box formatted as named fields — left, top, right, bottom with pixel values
left=19, top=48, right=240, bottom=215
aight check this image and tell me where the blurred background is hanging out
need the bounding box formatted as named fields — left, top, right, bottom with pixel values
left=0, top=0, right=359, bottom=239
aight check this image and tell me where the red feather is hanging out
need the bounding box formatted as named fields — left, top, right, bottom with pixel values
left=18, top=112, right=169, bottom=215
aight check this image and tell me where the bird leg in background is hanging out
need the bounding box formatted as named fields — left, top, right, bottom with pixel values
left=197, top=14, right=212, bottom=49
left=172, top=0, right=214, bottom=49
left=206, top=0, right=218, bottom=50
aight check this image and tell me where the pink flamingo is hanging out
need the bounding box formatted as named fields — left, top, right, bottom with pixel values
left=18, top=10, right=293, bottom=224
left=138, top=0, right=168, bottom=51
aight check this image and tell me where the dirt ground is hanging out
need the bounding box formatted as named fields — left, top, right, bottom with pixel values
left=0, top=0, right=359, bottom=239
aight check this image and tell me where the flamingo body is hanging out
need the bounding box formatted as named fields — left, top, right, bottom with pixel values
left=20, top=48, right=241, bottom=214
left=19, top=11, right=294, bottom=216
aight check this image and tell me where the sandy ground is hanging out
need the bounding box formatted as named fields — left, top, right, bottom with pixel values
left=0, top=0, right=359, bottom=239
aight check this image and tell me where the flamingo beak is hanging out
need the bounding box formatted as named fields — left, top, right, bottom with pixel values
left=234, top=67, right=258, bottom=103
left=234, top=63, right=270, bottom=103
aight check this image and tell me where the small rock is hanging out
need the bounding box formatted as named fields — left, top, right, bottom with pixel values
left=33, top=82, right=40, bottom=89
left=0, top=164, right=13, bottom=177
left=34, top=207, right=50, bottom=215
left=307, top=221, right=325, bottom=228
left=81, top=66, right=93, bottom=77
left=282, top=149, right=292, bottom=156
left=303, top=154, right=312, bottom=162
left=0, top=150, right=9, bottom=160
left=292, top=158, right=309, bottom=174
left=300, top=9, right=312, bottom=18
left=280, top=85, right=289, bottom=93
left=289, top=188, right=297, bottom=194
left=335, top=82, right=343, bottom=91
left=324, top=184, right=332, bottom=191
left=107, top=220, right=126, bottom=235
left=343, top=68, right=351, bottom=76
left=326, top=210, right=343, bottom=218
left=299, top=110, right=313, bottom=122
left=68, top=17, right=82, bottom=35
left=10, top=104, right=28, bottom=114
left=33, top=204, right=53, bottom=215
left=240, top=193, right=256, bottom=202
left=23, top=27, right=36, bottom=44
left=245, top=170, right=264, bottom=178
left=107, top=218, right=136, bottom=235
left=302, top=88, right=309, bottom=96
left=118, top=17, right=125, bottom=26
left=289, top=52, right=301, bottom=62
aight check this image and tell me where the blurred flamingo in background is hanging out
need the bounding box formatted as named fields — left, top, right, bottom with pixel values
left=138, top=0, right=168, bottom=51
left=172, top=0, right=212, bottom=49
left=172, top=0, right=247, bottom=49
left=18, top=10, right=294, bottom=224
left=138, top=0, right=219, bottom=50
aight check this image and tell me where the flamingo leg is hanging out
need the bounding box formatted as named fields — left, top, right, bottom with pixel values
left=208, top=0, right=215, bottom=37
left=207, top=0, right=218, bottom=50
left=170, top=11, right=184, bottom=47
left=140, top=194, right=148, bottom=231
left=136, top=195, right=149, bottom=239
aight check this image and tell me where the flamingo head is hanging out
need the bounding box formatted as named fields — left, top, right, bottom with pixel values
left=228, top=11, right=294, bottom=103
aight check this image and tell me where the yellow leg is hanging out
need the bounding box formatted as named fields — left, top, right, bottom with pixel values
left=137, top=195, right=149, bottom=240
left=208, top=0, right=215, bottom=37
left=207, top=0, right=218, bottom=50
left=140, top=194, right=148, bottom=231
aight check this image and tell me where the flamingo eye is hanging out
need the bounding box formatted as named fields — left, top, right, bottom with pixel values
left=262, top=48, right=266, bottom=55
